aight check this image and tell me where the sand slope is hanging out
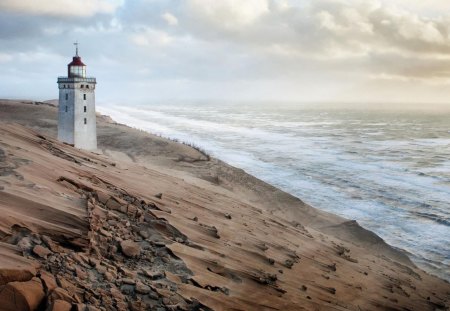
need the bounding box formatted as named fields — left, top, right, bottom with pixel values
left=0, top=103, right=449, bottom=310
left=0, top=100, right=415, bottom=264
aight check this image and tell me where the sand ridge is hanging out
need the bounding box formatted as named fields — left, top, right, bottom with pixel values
left=0, top=118, right=448, bottom=310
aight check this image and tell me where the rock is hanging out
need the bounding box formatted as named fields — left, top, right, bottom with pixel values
left=0, top=268, right=35, bottom=286
left=107, top=219, right=118, bottom=226
left=225, top=213, right=232, bottom=219
left=50, top=287, right=75, bottom=303
left=152, top=240, right=166, bottom=247
left=120, top=284, right=135, bottom=295
left=96, top=191, right=110, bottom=204
left=41, top=236, right=64, bottom=253
left=33, top=245, right=52, bottom=258
left=106, top=197, right=125, bottom=211
left=119, top=267, right=137, bottom=279
left=75, top=267, right=87, bottom=280
left=0, top=277, right=45, bottom=311
left=268, top=258, right=275, bottom=265
left=143, top=270, right=164, bottom=280
left=120, top=240, right=141, bottom=257
left=73, top=304, right=87, bottom=311
left=121, top=277, right=136, bottom=285
left=139, top=230, right=150, bottom=239
left=99, top=229, right=112, bottom=238
left=47, top=300, right=72, bottom=311
left=127, top=204, right=137, bottom=218
left=155, top=193, right=163, bottom=199
left=284, top=259, right=294, bottom=269
left=40, top=271, right=58, bottom=293
left=95, top=264, right=107, bottom=274
left=110, top=287, right=125, bottom=300
left=104, top=271, right=114, bottom=282
left=135, top=282, right=151, bottom=294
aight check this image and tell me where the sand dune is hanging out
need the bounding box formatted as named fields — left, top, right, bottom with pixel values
left=0, top=100, right=449, bottom=310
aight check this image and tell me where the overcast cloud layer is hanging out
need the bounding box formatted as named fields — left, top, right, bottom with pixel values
left=1, top=0, right=450, bottom=107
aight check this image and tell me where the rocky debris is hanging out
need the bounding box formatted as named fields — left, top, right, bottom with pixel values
left=0, top=277, right=45, bottom=311
left=334, top=244, right=358, bottom=263
left=284, top=259, right=294, bottom=269
left=33, top=245, right=52, bottom=258
left=257, top=272, right=278, bottom=285
left=120, top=240, right=141, bottom=257
left=224, top=213, right=232, bottom=219
left=155, top=193, right=163, bottom=199
left=199, top=223, right=220, bottom=239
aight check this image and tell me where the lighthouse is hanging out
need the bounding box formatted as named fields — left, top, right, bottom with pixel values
left=57, top=43, right=97, bottom=150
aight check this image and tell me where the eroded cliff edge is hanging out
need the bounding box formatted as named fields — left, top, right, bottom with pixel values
left=0, top=100, right=448, bottom=311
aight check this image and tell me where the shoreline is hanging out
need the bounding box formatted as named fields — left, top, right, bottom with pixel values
left=96, top=102, right=449, bottom=282
left=0, top=99, right=449, bottom=310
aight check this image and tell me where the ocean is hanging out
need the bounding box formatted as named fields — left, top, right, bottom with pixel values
left=98, top=101, right=450, bottom=281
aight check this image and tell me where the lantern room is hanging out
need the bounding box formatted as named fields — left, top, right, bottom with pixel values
left=67, top=43, right=86, bottom=78
left=68, top=56, right=86, bottom=78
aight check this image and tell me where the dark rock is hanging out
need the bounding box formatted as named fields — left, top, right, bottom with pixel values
left=120, top=284, right=135, bottom=295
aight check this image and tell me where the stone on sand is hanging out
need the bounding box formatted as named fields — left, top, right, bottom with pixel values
left=33, top=245, right=52, bottom=258
left=0, top=277, right=45, bottom=311
left=120, top=240, right=141, bottom=257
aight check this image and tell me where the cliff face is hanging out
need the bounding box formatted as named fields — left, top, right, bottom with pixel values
left=0, top=119, right=449, bottom=310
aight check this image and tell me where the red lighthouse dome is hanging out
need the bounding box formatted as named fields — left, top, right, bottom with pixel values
left=68, top=43, right=86, bottom=78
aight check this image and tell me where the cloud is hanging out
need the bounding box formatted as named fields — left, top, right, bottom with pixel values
left=1, top=0, right=450, bottom=104
left=0, top=0, right=123, bottom=17
left=162, top=12, right=178, bottom=26
left=185, top=0, right=270, bottom=29
left=130, top=28, right=173, bottom=47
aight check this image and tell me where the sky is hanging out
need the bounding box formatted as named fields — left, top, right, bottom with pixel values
left=1, top=0, right=450, bottom=108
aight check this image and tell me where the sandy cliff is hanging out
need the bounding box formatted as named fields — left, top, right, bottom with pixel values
left=0, top=100, right=449, bottom=311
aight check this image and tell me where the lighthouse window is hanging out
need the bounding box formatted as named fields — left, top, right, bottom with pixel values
left=84, top=118, right=87, bottom=125
left=65, top=93, right=68, bottom=100
left=84, top=106, right=87, bottom=112
left=83, top=94, right=86, bottom=100
left=65, top=106, right=68, bottom=113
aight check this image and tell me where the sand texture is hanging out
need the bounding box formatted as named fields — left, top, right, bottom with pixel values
left=0, top=100, right=449, bottom=310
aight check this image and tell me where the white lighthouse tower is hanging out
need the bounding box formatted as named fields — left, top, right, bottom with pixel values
left=57, top=43, right=97, bottom=150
